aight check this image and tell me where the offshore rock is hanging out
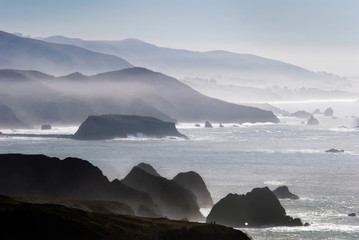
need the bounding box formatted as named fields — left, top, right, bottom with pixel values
left=73, top=114, right=187, bottom=140
left=205, top=121, right=213, bottom=128
left=272, top=186, right=299, bottom=200
left=206, top=187, right=303, bottom=227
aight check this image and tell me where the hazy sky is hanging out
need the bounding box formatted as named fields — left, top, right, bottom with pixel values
left=0, top=0, right=358, bottom=76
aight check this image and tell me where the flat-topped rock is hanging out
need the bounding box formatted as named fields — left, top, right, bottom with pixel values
left=73, top=114, right=187, bottom=140
left=41, top=124, right=51, bottom=130
left=325, top=148, right=344, bottom=153
left=206, top=187, right=303, bottom=227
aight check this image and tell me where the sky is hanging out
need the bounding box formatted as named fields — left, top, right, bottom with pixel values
left=0, top=0, right=358, bottom=76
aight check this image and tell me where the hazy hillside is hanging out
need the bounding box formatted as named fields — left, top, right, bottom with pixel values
left=0, top=68, right=279, bottom=127
left=0, top=31, right=133, bottom=75
left=43, top=35, right=350, bottom=90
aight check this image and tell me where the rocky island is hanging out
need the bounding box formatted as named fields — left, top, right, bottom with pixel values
left=73, top=114, right=187, bottom=140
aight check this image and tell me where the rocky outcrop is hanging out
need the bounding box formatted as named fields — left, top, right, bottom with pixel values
left=325, top=148, right=344, bottom=153
left=137, top=162, right=161, bottom=177
left=307, top=116, right=319, bottom=125
left=206, top=187, right=303, bottom=227
left=0, top=195, right=252, bottom=240
left=272, top=186, right=299, bottom=200
left=290, top=111, right=312, bottom=119
left=205, top=121, right=213, bottom=128
left=73, top=115, right=187, bottom=140
left=122, top=166, right=204, bottom=221
left=0, top=154, right=159, bottom=216
left=41, top=124, right=51, bottom=130
left=173, top=171, right=214, bottom=208
left=324, top=107, right=334, bottom=117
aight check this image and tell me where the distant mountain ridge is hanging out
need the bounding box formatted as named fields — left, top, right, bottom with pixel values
left=42, top=34, right=349, bottom=89
left=0, top=68, right=279, bottom=127
left=0, top=31, right=133, bottom=75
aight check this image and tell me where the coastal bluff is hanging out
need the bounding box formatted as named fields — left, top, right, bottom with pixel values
left=73, top=114, right=187, bottom=140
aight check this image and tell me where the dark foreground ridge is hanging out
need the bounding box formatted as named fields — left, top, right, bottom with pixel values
left=73, top=114, right=187, bottom=140
left=0, top=195, right=252, bottom=240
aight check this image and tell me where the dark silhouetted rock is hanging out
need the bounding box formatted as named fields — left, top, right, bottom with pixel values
left=272, top=186, right=299, bottom=200
left=195, top=124, right=200, bottom=127
left=0, top=154, right=159, bottom=216
left=290, top=111, right=312, bottom=119
left=14, top=195, right=135, bottom=216
left=173, top=171, right=214, bottom=208
left=307, top=116, right=319, bottom=125
left=137, top=163, right=160, bottom=177
left=312, top=109, right=321, bottom=114
left=122, top=166, right=204, bottom=221
left=219, top=123, right=224, bottom=128
left=0, top=104, right=28, bottom=129
left=41, top=124, right=51, bottom=130
left=205, top=121, right=213, bottom=128
left=73, top=115, right=187, bottom=140
left=0, top=195, right=252, bottom=240
left=206, top=187, right=303, bottom=227
left=348, top=213, right=357, bottom=217
left=324, top=107, right=334, bottom=117
left=325, top=148, right=344, bottom=153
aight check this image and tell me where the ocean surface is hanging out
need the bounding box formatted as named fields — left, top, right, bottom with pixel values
left=1, top=110, right=358, bottom=239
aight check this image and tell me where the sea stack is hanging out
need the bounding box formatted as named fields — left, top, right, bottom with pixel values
left=307, top=116, right=319, bottom=125
left=324, top=107, right=334, bottom=117
left=205, top=121, right=213, bottom=128
left=173, top=171, right=214, bottom=208
left=206, top=187, right=303, bottom=227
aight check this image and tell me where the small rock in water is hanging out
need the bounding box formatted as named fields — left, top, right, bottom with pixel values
left=205, top=121, right=213, bottom=128
left=195, top=124, right=200, bottom=127
left=324, top=107, right=334, bottom=117
left=307, top=116, right=319, bottom=125
left=348, top=213, right=357, bottom=217
left=219, top=123, right=224, bottom=128
left=325, top=148, right=344, bottom=153
left=41, top=124, right=51, bottom=130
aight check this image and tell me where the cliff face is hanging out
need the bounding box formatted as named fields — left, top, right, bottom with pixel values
left=0, top=195, right=252, bottom=240
left=73, top=115, right=187, bottom=140
left=0, top=154, right=159, bottom=216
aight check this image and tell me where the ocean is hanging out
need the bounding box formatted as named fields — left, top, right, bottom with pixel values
left=0, top=109, right=358, bottom=239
